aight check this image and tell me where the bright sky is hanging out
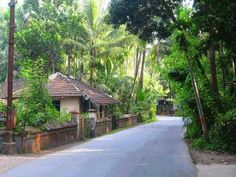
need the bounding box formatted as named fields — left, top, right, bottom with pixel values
left=0, top=0, right=111, bottom=8
left=0, top=0, right=193, bottom=11
left=0, top=0, right=24, bottom=8
left=0, top=0, right=192, bottom=9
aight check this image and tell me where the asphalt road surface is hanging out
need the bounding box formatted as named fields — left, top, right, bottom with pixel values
left=1, top=116, right=197, bottom=177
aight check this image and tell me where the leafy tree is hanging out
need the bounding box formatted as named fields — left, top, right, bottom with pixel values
left=108, top=0, right=209, bottom=139
left=108, top=0, right=183, bottom=41
left=1, top=0, right=167, bottom=129
left=16, top=59, right=70, bottom=129
left=16, top=20, right=63, bottom=73
left=0, top=12, right=8, bottom=82
left=76, top=0, right=135, bottom=86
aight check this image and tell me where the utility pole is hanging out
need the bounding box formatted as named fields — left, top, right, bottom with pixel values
left=181, top=34, right=208, bottom=140
left=187, top=59, right=208, bottom=140
left=6, top=0, right=16, bottom=130
left=2, top=0, right=17, bottom=155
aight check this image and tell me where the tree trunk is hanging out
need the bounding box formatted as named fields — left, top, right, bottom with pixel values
left=187, top=58, right=208, bottom=140
left=52, top=60, right=55, bottom=73
left=89, top=47, right=95, bottom=86
left=139, top=47, right=146, bottom=90
left=134, top=47, right=139, bottom=76
left=232, top=58, right=236, bottom=80
left=181, top=34, right=208, bottom=140
left=159, top=3, right=208, bottom=140
left=208, top=42, right=218, bottom=95
left=67, top=52, right=72, bottom=76
left=79, top=51, right=84, bottom=81
left=126, top=49, right=142, bottom=113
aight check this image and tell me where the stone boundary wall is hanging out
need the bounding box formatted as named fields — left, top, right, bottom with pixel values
left=1, top=115, right=137, bottom=154
left=12, top=117, right=113, bottom=153
left=14, top=125, right=78, bottom=153
left=116, top=114, right=138, bottom=129
left=96, top=118, right=112, bottom=136
left=0, top=130, right=6, bottom=152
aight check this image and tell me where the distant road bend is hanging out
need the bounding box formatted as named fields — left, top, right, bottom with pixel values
left=1, top=116, right=197, bottom=177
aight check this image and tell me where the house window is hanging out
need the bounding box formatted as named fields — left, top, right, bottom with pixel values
left=100, top=106, right=103, bottom=118
left=52, top=100, right=60, bottom=111
left=80, top=97, right=89, bottom=112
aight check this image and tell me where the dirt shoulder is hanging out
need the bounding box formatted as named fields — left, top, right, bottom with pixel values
left=186, top=139, right=236, bottom=165
left=186, top=140, right=236, bottom=177
left=190, top=148, right=236, bottom=165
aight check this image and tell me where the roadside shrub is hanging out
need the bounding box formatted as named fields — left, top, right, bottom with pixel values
left=131, top=88, right=158, bottom=122
left=0, top=102, right=7, bottom=113
left=16, top=59, right=71, bottom=130
left=192, top=138, right=206, bottom=150
left=191, top=109, right=236, bottom=153
left=210, top=108, right=236, bottom=153
left=185, top=118, right=202, bottom=140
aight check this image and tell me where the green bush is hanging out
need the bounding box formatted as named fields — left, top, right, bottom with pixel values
left=16, top=59, right=71, bottom=129
left=192, top=138, right=206, bottom=150
left=210, top=108, right=236, bottom=153
left=0, top=102, right=7, bottom=113
left=130, top=88, right=158, bottom=122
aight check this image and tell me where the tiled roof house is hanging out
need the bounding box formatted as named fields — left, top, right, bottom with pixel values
left=0, top=72, right=119, bottom=119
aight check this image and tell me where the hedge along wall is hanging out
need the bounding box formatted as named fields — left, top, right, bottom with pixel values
left=14, top=125, right=78, bottom=153
left=116, top=114, right=138, bottom=129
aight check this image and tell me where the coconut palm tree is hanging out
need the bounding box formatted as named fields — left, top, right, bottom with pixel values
left=76, top=0, right=135, bottom=86
left=0, top=12, right=8, bottom=82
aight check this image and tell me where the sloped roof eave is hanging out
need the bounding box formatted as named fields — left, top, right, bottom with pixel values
left=68, top=77, right=119, bottom=105
left=0, top=72, right=120, bottom=105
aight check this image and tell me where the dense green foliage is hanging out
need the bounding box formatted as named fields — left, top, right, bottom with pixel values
left=1, top=0, right=235, bottom=152
left=1, top=0, right=164, bottom=129
left=15, top=60, right=71, bottom=130
left=109, top=0, right=236, bottom=153
left=0, top=11, right=9, bottom=82
left=162, top=29, right=236, bottom=152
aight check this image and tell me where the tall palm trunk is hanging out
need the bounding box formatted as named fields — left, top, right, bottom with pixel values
left=131, top=49, right=142, bottom=94
left=89, top=48, right=93, bottom=85
left=79, top=51, right=84, bottom=81
left=134, top=47, right=139, bottom=76
left=126, top=47, right=142, bottom=113
left=67, top=51, right=72, bottom=76
left=232, top=58, right=236, bottom=80
left=51, top=58, right=55, bottom=73
left=139, top=46, right=146, bottom=90
left=208, top=42, right=218, bottom=95
left=89, top=46, right=96, bottom=86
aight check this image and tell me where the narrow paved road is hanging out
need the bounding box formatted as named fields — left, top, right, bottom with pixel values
left=1, top=116, right=197, bottom=177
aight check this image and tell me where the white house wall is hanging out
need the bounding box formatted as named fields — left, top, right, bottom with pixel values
left=60, top=97, right=80, bottom=113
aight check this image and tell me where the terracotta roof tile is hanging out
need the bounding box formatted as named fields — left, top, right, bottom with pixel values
left=69, top=78, right=119, bottom=105
left=0, top=79, right=25, bottom=99
left=0, top=72, right=119, bottom=105
left=47, top=74, right=83, bottom=97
